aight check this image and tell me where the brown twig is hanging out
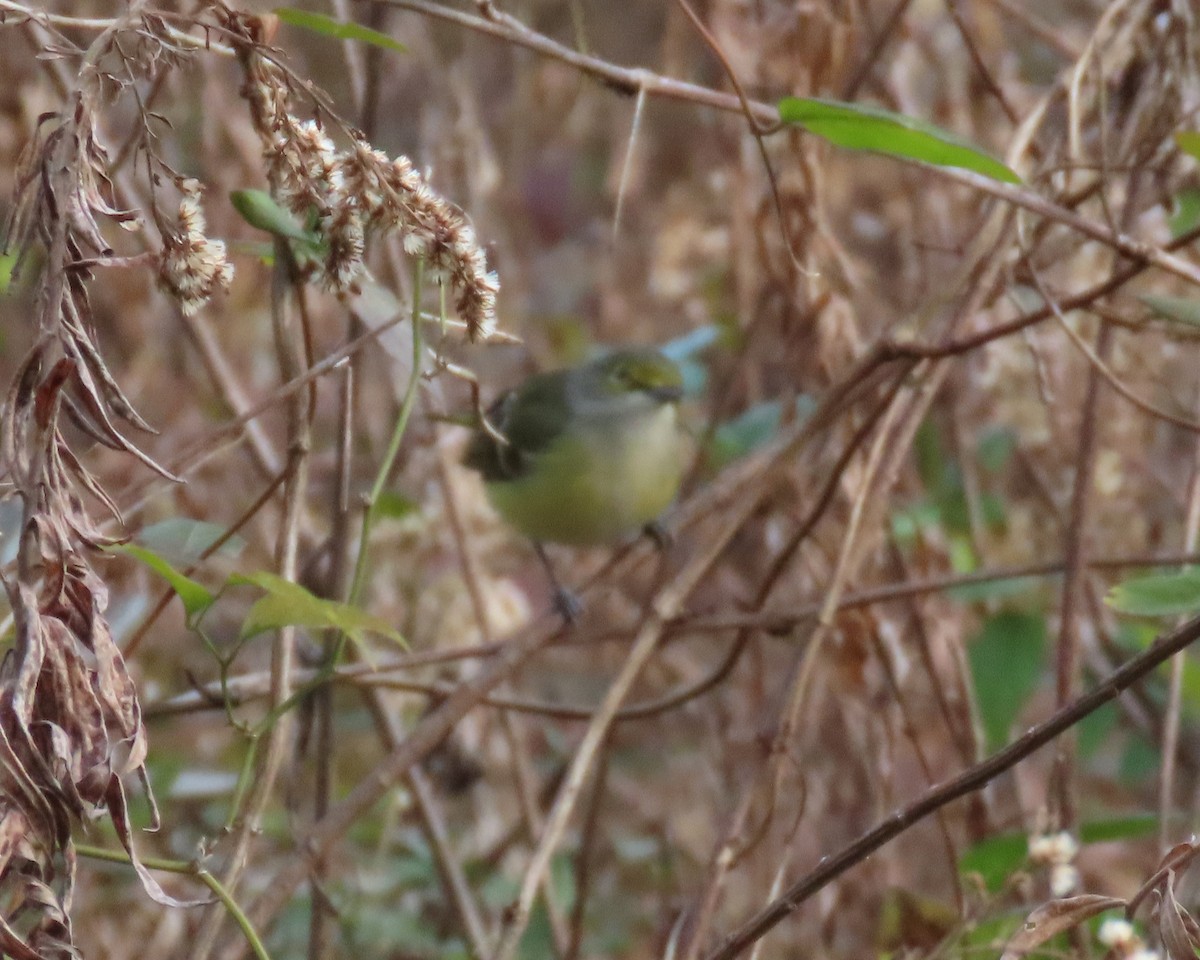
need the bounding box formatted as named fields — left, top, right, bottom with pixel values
left=703, top=612, right=1200, bottom=960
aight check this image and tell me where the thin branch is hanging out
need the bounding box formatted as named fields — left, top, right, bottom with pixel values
left=703, top=612, right=1200, bottom=960
left=376, top=0, right=1200, bottom=288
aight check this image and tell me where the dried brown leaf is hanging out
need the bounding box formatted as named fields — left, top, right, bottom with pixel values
left=1000, top=895, right=1126, bottom=960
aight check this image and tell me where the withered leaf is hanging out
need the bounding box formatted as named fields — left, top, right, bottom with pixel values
left=1000, top=895, right=1126, bottom=960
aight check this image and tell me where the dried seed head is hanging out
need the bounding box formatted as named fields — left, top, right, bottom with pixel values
left=157, top=179, right=234, bottom=315
left=217, top=7, right=501, bottom=338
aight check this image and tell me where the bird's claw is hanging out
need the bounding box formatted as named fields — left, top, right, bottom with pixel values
left=552, top=587, right=584, bottom=624
left=643, top=520, right=673, bottom=551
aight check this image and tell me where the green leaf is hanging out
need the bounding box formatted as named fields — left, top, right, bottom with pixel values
left=980, top=491, right=1007, bottom=529
left=947, top=574, right=1039, bottom=604
left=957, top=912, right=1024, bottom=951
left=977, top=426, right=1016, bottom=473
left=1120, top=737, right=1162, bottom=784
left=707, top=397, right=816, bottom=469
left=0, top=250, right=17, bottom=295
left=137, top=517, right=244, bottom=564
left=109, top=543, right=214, bottom=619
left=1078, top=701, right=1118, bottom=759
left=230, top=571, right=405, bottom=646
left=959, top=816, right=1156, bottom=891
left=230, top=190, right=319, bottom=246
left=709, top=401, right=782, bottom=468
left=958, top=832, right=1027, bottom=891
left=969, top=611, right=1046, bottom=750
left=914, top=418, right=951, bottom=497
left=778, top=97, right=1022, bottom=184
left=374, top=491, right=420, bottom=521
left=948, top=534, right=976, bottom=575
left=1106, top=569, right=1200, bottom=616
left=890, top=501, right=941, bottom=544
left=1119, top=617, right=1200, bottom=722
left=1169, top=188, right=1200, bottom=238
left=1078, top=813, right=1156, bottom=844
left=1177, top=131, right=1200, bottom=163
left=912, top=419, right=973, bottom=535
left=1139, top=293, right=1200, bottom=329
left=274, top=8, right=407, bottom=53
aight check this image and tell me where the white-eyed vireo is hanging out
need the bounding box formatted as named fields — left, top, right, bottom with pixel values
left=464, top=347, right=686, bottom=562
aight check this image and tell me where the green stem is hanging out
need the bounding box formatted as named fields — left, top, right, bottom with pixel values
left=75, top=844, right=273, bottom=960
left=344, top=257, right=425, bottom=626
left=254, top=259, right=427, bottom=726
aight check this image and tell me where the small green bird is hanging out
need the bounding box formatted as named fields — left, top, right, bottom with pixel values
left=463, top=348, right=685, bottom=614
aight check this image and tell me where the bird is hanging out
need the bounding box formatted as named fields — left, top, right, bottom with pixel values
left=463, top=347, right=686, bottom=617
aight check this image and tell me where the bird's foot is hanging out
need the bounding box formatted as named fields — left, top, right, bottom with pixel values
left=551, top=586, right=584, bottom=624
left=642, top=520, right=673, bottom=551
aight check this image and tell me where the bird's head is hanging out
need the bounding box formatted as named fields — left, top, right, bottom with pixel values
left=586, top=348, right=684, bottom=404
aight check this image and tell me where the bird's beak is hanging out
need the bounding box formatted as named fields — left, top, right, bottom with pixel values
left=650, top=384, right=684, bottom=403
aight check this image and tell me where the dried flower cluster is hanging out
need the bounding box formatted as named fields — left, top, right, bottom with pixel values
left=157, top=178, right=235, bottom=316
left=1099, top=919, right=1160, bottom=960
left=0, top=11, right=203, bottom=959
left=217, top=8, right=499, bottom=339
left=1028, top=829, right=1080, bottom=898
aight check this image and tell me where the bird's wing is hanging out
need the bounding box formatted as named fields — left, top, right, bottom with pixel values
left=462, top=369, right=572, bottom=482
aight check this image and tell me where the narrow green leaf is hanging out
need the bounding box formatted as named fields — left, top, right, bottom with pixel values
left=231, top=571, right=405, bottom=646
left=1106, top=569, right=1200, bottom=616
left=1177, top=131, right=1200, bottom=163
left=109, top=543, right=214, bottom=619
left=1139, top=294, right=1200, bottom=329
left=274, top=8, right=407, bottom=53
left=969, top=611, right=1045, bottom=750
left=230, top=190, right=318, bottom=246
left=778, top=97, right=1022, bottom=184
left=137, top=517, right=244, bottom=564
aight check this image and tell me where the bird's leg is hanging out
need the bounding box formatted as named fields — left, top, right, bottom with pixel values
left=533, top=541, right=582, bottom=623
left=642, top=519, right=673, bottom=551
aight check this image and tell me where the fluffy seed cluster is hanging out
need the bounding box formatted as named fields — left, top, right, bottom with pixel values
left=1028, top=829, right=1080, bottom=897
left=228, top=12, right=499, bottom=339
left=1098, top=919, right=1159, bottom=960
left=157, top=178, right=234, bottom=316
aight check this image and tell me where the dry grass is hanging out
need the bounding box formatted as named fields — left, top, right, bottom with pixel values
left=1, top=1, right=1199, bottom=959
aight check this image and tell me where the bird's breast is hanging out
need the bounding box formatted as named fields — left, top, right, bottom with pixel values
left=485, top=403, right=684, bottom=546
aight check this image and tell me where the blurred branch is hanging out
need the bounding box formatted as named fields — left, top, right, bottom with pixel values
left=193, top=241, right=314, bottom=960
left=376, top=0, right=1200, bottom=287
left=145, top=547, right=1200, bottom=722
left=704, top=611, right=1200, bottom=960
left=493, top=487, right=769, bottom=960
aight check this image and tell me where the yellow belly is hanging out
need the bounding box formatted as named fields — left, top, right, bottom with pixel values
left=485, top=406, right=683, bottom=546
